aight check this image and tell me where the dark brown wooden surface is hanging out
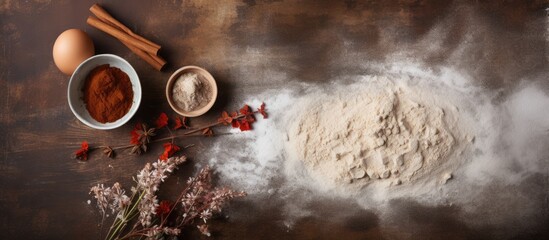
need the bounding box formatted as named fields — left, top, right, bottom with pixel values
left=1, top=0, right=548, bottom=239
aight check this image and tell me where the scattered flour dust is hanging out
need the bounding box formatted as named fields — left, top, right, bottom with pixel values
left=206, top=70, right=480, bottom=199
left=285, top=82, right=471, bottom=193
left=204, top=64, right=549, bottom=227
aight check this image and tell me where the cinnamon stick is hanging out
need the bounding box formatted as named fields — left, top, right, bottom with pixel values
left=88, top=6, right=166, bottom=70
left=87, top=16, right=159, bottom=56
left=121, top=40, right=166, bottom=71
left=87, top=4, right=166, bottom=71
left=89, top=4, right=161, bottom=50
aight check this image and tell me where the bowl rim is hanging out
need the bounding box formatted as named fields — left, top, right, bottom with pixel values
left=166, top=65, right=218, bottom=117
left=67, top=54, right=142, bottom=130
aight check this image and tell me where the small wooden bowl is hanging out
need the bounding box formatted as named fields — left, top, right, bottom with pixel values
left=166, top=66, right=218, bottom=117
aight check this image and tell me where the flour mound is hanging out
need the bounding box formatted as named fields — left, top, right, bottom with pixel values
left=286, top=86, right=468, bottom=191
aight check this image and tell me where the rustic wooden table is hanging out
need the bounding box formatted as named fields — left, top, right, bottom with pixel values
left=1, top=1, right=548, bottom=239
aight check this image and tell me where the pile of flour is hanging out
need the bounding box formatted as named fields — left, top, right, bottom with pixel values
left=201, top=59, right=549, bottom=238
left=206, top=74, right=477, bottom=196
left=285, top=86, right=469, bottom=191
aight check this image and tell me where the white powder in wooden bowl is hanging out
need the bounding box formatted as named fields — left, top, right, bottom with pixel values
left=172, top=73, right=212, bottom=112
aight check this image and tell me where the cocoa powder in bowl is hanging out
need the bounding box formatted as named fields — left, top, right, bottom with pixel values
left=82, top=64, right=133, bottom=123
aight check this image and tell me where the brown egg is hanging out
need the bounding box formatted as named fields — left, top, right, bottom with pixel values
left=53, top=29, right=95, bottom=75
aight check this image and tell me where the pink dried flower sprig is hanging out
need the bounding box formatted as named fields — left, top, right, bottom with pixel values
left=88, top=156, right=246, bottom=240
left=89, top=182, right=130, bottom=216
left=179, top=166, right=246, bottom=228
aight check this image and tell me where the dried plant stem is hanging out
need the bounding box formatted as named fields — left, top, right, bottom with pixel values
left=182, top=122, right=222, bottom=135
left=161, top=184, right=191, bottom=226
left=90, top=133, right=202, bottom=151
left=105, top=190, right=145, bottom=240
left=86, top=112, right=252, bottom=153
left=178, top=112, right=249, bottom=136
left=89, top=132, right=232, bottom=154
left=117, top=174, right=197, bottom=240
left=90, top=161, right=246, bottom=240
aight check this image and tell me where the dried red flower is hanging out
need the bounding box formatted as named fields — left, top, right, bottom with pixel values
left=236, top=105, right=255, bottom=131
left=173, top=116, right=189, bottom=130
left=75, top=141, right=89, bottom=160
left=258, top=102, right=267, bottom=119
left=130, top=123, right=142, bottom=145
left=239, top=119, right=252, bottom=131
left=159, top=142, right=180, bottom=161
left=217, top=111, right=233, bottom=126
left=230, top=112, right=240, bottom=128
left=155, top=112, right=169, bottom=129
left=237, top=104, right=256, bottom=132
left=156, top=200, right=172, bottom=215
left=245, top=114, right=255, bottom=124
left=239, top=104, right=252, bottom=116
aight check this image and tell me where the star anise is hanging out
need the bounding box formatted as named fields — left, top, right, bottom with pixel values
left=131, top=124, right=156, bottom=155
left=202, top=128, right=214, bottom=137
left=130, top=145, right=139, bottom=154
left=138, top=124, right=156, bottom=144
left=131, top=144, right=142, bottom=155
left=103, top=146, right=115, bottom=158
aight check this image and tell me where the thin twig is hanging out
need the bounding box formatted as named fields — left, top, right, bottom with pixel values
left=88, top=133, right=211, bottom=151
left=80, top=110, right=257, bottom=154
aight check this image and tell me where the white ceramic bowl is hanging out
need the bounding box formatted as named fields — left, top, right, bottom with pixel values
left=67, top=54, right=141, bottom=130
